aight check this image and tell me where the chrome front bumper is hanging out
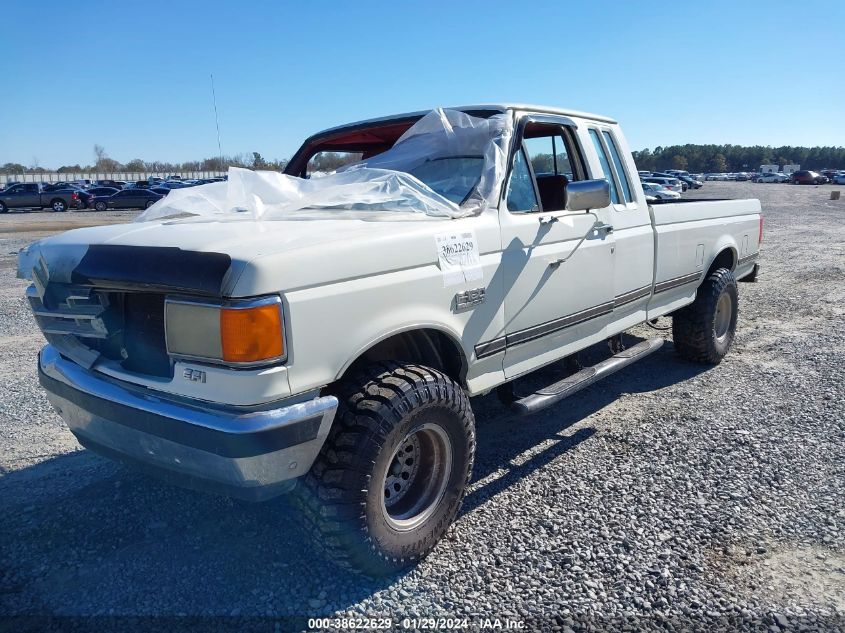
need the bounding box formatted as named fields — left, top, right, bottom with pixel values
left=38, top=345, right=338, bottom=501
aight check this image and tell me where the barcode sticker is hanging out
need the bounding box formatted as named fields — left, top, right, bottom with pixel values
left=435, top=230, right=483, bottom=288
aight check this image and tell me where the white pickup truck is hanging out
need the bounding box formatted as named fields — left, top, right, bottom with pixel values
left=20, top=104, right=762, bottom=575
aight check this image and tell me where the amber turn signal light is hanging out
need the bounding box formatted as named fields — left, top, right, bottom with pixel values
left=220, top=303, right=284, bottom=363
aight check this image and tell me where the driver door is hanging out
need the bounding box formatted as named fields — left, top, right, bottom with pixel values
left=499, top=119, right=615, bottom=378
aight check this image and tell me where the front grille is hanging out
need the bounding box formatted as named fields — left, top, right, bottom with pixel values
left=28, top=283, right=112, bottom=339
left=28, top=284, right=172, bottom=378
left=121, top=293, right=170, bottom=376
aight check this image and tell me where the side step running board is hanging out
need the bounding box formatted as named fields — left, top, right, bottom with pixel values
left=511, top=338, right=664, bottom=416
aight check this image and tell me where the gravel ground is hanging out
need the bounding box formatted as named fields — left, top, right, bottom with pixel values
left=0, top=184, right=843, bottom=632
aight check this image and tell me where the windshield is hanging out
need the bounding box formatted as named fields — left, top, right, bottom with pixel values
left=406, top=156, right=484, bottom=204
left=341, top=109, right=511, bottom=210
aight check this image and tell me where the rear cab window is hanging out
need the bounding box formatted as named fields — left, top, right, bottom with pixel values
left=601, top=130, right=633, bottom=203
left=588, top=127, right=638, bottom=209
left=588, top=129, right=620, bottom=205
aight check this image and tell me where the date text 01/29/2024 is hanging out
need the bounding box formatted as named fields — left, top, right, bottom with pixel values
left=307, top=617, right=526, bottom=629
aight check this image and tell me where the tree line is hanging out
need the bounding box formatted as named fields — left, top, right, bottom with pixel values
left=0, top=146, right=288, bottom=175
left=631, top=144, right=845, bottom=173
left=4, top=143, right=844, bottom=177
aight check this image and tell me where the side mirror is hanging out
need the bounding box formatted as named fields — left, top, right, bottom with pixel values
left=566, top=179, right=610, bottom=211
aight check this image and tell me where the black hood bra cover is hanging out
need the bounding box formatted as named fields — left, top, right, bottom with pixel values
left=70, top=245, right=233, bottom=296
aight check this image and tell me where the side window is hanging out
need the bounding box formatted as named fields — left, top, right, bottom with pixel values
left=588, top=129, right=620, bottom=204
left=24, top=184, right=39, bottom=193
left=506, top=147, right=539, bottom=213
left=523, top=135, right=577, bottom=180
left=602, top=130, right=633, bottom=203
left=7, top=185, right=22, bottom=193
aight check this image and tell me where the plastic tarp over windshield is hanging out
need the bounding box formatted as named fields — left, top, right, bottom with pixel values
left=136, top=108, right=512, bottom=222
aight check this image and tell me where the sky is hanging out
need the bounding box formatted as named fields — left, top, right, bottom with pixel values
left=1, top=0, right=843, bottom=169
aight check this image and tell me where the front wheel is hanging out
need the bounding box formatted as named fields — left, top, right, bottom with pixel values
left=94, top=201, right=108, bottom=212
left=144, top=200, right=155, bottom=208
left=672, top=268, right=738, bottom=364
left=0, top=201, right=7, bottom=213
left=293, top=362, right=475, bottom=576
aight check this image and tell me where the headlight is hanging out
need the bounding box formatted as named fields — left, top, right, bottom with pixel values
left=165, top=295, right=285, bottom=366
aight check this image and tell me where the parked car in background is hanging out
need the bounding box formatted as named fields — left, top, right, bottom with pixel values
left=792, top=170, right=828, bottom=185
left=151, top=187, right=172, bottom=196
left=87, top=187, right=120, bottom=197
left=641, top=182, right=681, bottom=199
left=0, top=182, right=89, bottom=212
left=754, top=173, right=789, bottom=183
left=91, top=188, right=163, bottom=211
left=833, top=173, right=845, bottom=185
left=86, top=187, right=121, bottom=211
left=676, top=174, right=702, bottom=189
left=96, top=179, right=126, bottom=189
left=642, top=176, right=683, bottom=193
left=42, top=182, right=76, bottom=192
left=651, top=172, right=688, bottom=191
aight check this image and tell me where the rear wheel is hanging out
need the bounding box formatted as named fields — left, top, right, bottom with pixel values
left=672, top=268, right=738, bottom=364
left=144, top=199, right=155, bottom=208
left=94, top=201, right=108, bottom=212
left=293, top=362, right=475, bottom=576
left=0, top=201, right=7, bottom=213
left=51, top=199, right=67, bottom=212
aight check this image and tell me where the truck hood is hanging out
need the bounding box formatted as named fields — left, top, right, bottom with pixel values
left=18, top=213, right=464, bottom=297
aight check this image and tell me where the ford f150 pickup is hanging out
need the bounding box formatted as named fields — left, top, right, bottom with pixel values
left=19, top=104, right=762, bottom=575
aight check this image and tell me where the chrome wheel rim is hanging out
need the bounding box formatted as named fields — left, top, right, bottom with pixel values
left=53, top=202, right=64, bottom=211
left=714, top=292, right=732, bottom=342
left=381, top=423, right=452, bottom=532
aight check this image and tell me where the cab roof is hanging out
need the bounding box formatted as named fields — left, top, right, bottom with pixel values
left=286, top=104, right=618, bottom=177
left=312, top=103, right=617, bottom=138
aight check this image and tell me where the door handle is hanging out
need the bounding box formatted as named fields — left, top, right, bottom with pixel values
left=594, top=223, right=614, bottom=234
left=538, top=215, right=558, bottom=225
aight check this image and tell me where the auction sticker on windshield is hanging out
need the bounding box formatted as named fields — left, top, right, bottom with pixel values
left=435, top=230, right=483, bottom=287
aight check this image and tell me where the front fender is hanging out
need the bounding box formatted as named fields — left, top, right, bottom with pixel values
left=281, top=259, right=506, bottom=396
left=334, top=322, right=467, bottom=381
